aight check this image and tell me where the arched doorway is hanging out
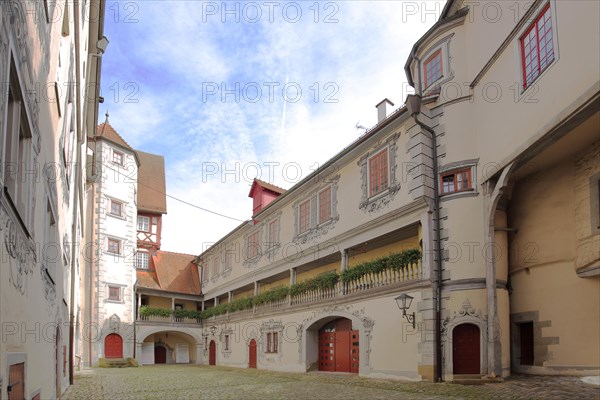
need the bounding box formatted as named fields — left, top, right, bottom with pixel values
left=248, top=339, right=257, bottom=369
left=104, top=333, right=123, bottom=359
left=209, top=340, right=216, bottom=365
left=453, top=323, right=480, bottom=374
left=318, top=318, right=359, bottom=373
left=154, top=346, right=167, bottom=364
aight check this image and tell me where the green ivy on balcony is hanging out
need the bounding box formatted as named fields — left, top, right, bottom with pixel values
left=340, top=249, right=421, bottom=283
left=183, top=249, right=421, bottom=320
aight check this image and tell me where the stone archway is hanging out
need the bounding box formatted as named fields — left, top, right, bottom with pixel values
left=441, top=299, right=488, bottom=379
left=299, top=307, right=374, bottom=374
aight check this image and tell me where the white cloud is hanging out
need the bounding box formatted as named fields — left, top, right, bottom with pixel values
left=99, top=1, right=446, bottom=255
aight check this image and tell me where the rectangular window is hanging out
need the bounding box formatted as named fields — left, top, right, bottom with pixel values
left=521, top=3, right=554, bottom=88
left=109, top=200, right=123, bottom=216
left=268, top=220, right=278, bottom=245
left=266, top=332, right=278, bottom=353
left=4, top=63, right=33, bottom=230
left=224, top=335, right=230, bottom=351
left=248, top=231, right=259, bottom=259
left=212, top=256, right=220, bottom=276
left=299, top=200, right=310, bottom=233
left=107, top=238, right=121, bottom=254
left=108, top=285, right=121, bottom=301
left=369, top=148, right=389, bottom=197
left=318, top=187, right=332, bottom=223
left=224, top=251, right=232, bottom=271
left=424, top=49, right=443, bottom=88
left=440, top=168, right=472, bottom=194
left=113, top=150, right=124, bottom=165
left=136, top=252, right=149, bottom=269
left=137, top=215, right=150, bottom=231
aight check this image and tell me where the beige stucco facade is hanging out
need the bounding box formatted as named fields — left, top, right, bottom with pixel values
left=0, top=0, right=106, bottom=398
left=186, top=0, right=599, bottom=382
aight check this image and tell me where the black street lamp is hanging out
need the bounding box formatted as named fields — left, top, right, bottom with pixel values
left=395, top=293, right=415, bottom=329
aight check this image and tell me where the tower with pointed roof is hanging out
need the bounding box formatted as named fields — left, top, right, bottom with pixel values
left=86, top=117, right=139, bottom=364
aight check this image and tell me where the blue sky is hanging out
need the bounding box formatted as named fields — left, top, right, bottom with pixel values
left=98, top=1, right=445, bottom=255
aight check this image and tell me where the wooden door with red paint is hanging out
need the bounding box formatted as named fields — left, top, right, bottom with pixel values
left=209, top=340, right=216, bottom=365
left=249, top=339, right=257, bottom=368
left=452, top=324, right=480, bottom=374
left=319, top=332, right=336, bottom=372
left=104, top=334, right=123, bottom=359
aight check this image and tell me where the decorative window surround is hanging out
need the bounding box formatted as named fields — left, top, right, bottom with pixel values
left=292, top=175, right=340, bottom=244
left=105, top=196, right=127, bottom=220
left=221, top=326, right=234, bottom=358
left=358, top=133, right=400, bottom=213
left=419, top=34, right=455, bottom=95
left=264, top=211, right=282, bottom=261
left=243, top=226, right=263, bottom=267
left=211, top=256, right=220, bottom=282
left=260, top=320, right=284, bottom=361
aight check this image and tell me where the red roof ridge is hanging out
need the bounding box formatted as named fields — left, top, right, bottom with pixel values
left=157, top=250, right=196, bottom=258
left=250, top=178, right=287, bottom=196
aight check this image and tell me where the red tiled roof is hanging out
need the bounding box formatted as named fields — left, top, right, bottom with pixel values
left=96, top=122, right=134, bottom=151
left=248, top=178, right=287, bottom=197
left=136, top=251, right=200, bottom=295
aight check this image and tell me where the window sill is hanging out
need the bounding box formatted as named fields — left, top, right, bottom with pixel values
left=108, top=213, right=126, bottom=220
left=105, top=299, right=123, bottom=304
left=105, top=251, right=124, bottom=257
left=439, top=189, right=478, bottom=202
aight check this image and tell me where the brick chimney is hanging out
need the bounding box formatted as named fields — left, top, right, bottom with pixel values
left=376, top=98, right=395, bottom=123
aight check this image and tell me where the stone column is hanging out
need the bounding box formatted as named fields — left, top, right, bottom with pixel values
left=340, top=249, right=348, bottom=271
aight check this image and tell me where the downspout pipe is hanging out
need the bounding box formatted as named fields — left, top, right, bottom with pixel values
left=407, top=92, right=443, bottom=381
left=69, top=0, right=82, bottom=385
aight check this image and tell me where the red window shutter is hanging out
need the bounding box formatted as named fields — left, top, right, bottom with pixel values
left=273, top=332, right=278, bottom=353
left=266, top=333, right=272, bottom=352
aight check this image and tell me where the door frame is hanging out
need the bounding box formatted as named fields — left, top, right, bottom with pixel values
left=452, top=323, right=481, bottom=375
left=104, top=333, right=124, bottom=359
left=209, top=340, right=216, bottom=366
left=443, top=314, right=487, bottom=379
left=248, top=339, right=257, bottom=369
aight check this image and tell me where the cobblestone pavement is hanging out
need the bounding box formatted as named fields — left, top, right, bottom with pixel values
left=63, top=365, right=600, bottom=400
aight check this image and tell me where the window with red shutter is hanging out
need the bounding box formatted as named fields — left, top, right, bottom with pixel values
left=369, top=148, right=389, bottom=197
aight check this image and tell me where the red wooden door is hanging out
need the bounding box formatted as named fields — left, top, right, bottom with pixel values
left=104, top=334, right=123, bottom=359
left=8, top=363, right=25, bottom=400
left=248, top=339, right=257, bottom=368
left=209, top=340, right=216, bottom=365
left=154, top=346, right=167, bottom=364
left=452, top=324, right=480, bottom=374
left=350, top=330, right=359, bottom=373
left=319, top=332, right=336, bottom=371
left=336, top=331, right=351, bottom=372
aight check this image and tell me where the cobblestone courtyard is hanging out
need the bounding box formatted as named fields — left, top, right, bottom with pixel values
left=63, top=365, right=600, bottom=400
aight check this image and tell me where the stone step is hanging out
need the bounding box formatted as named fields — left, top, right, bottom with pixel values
left=452, top=374, right=503, bottom=385
left=105, top=358, right=129, bottom=368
